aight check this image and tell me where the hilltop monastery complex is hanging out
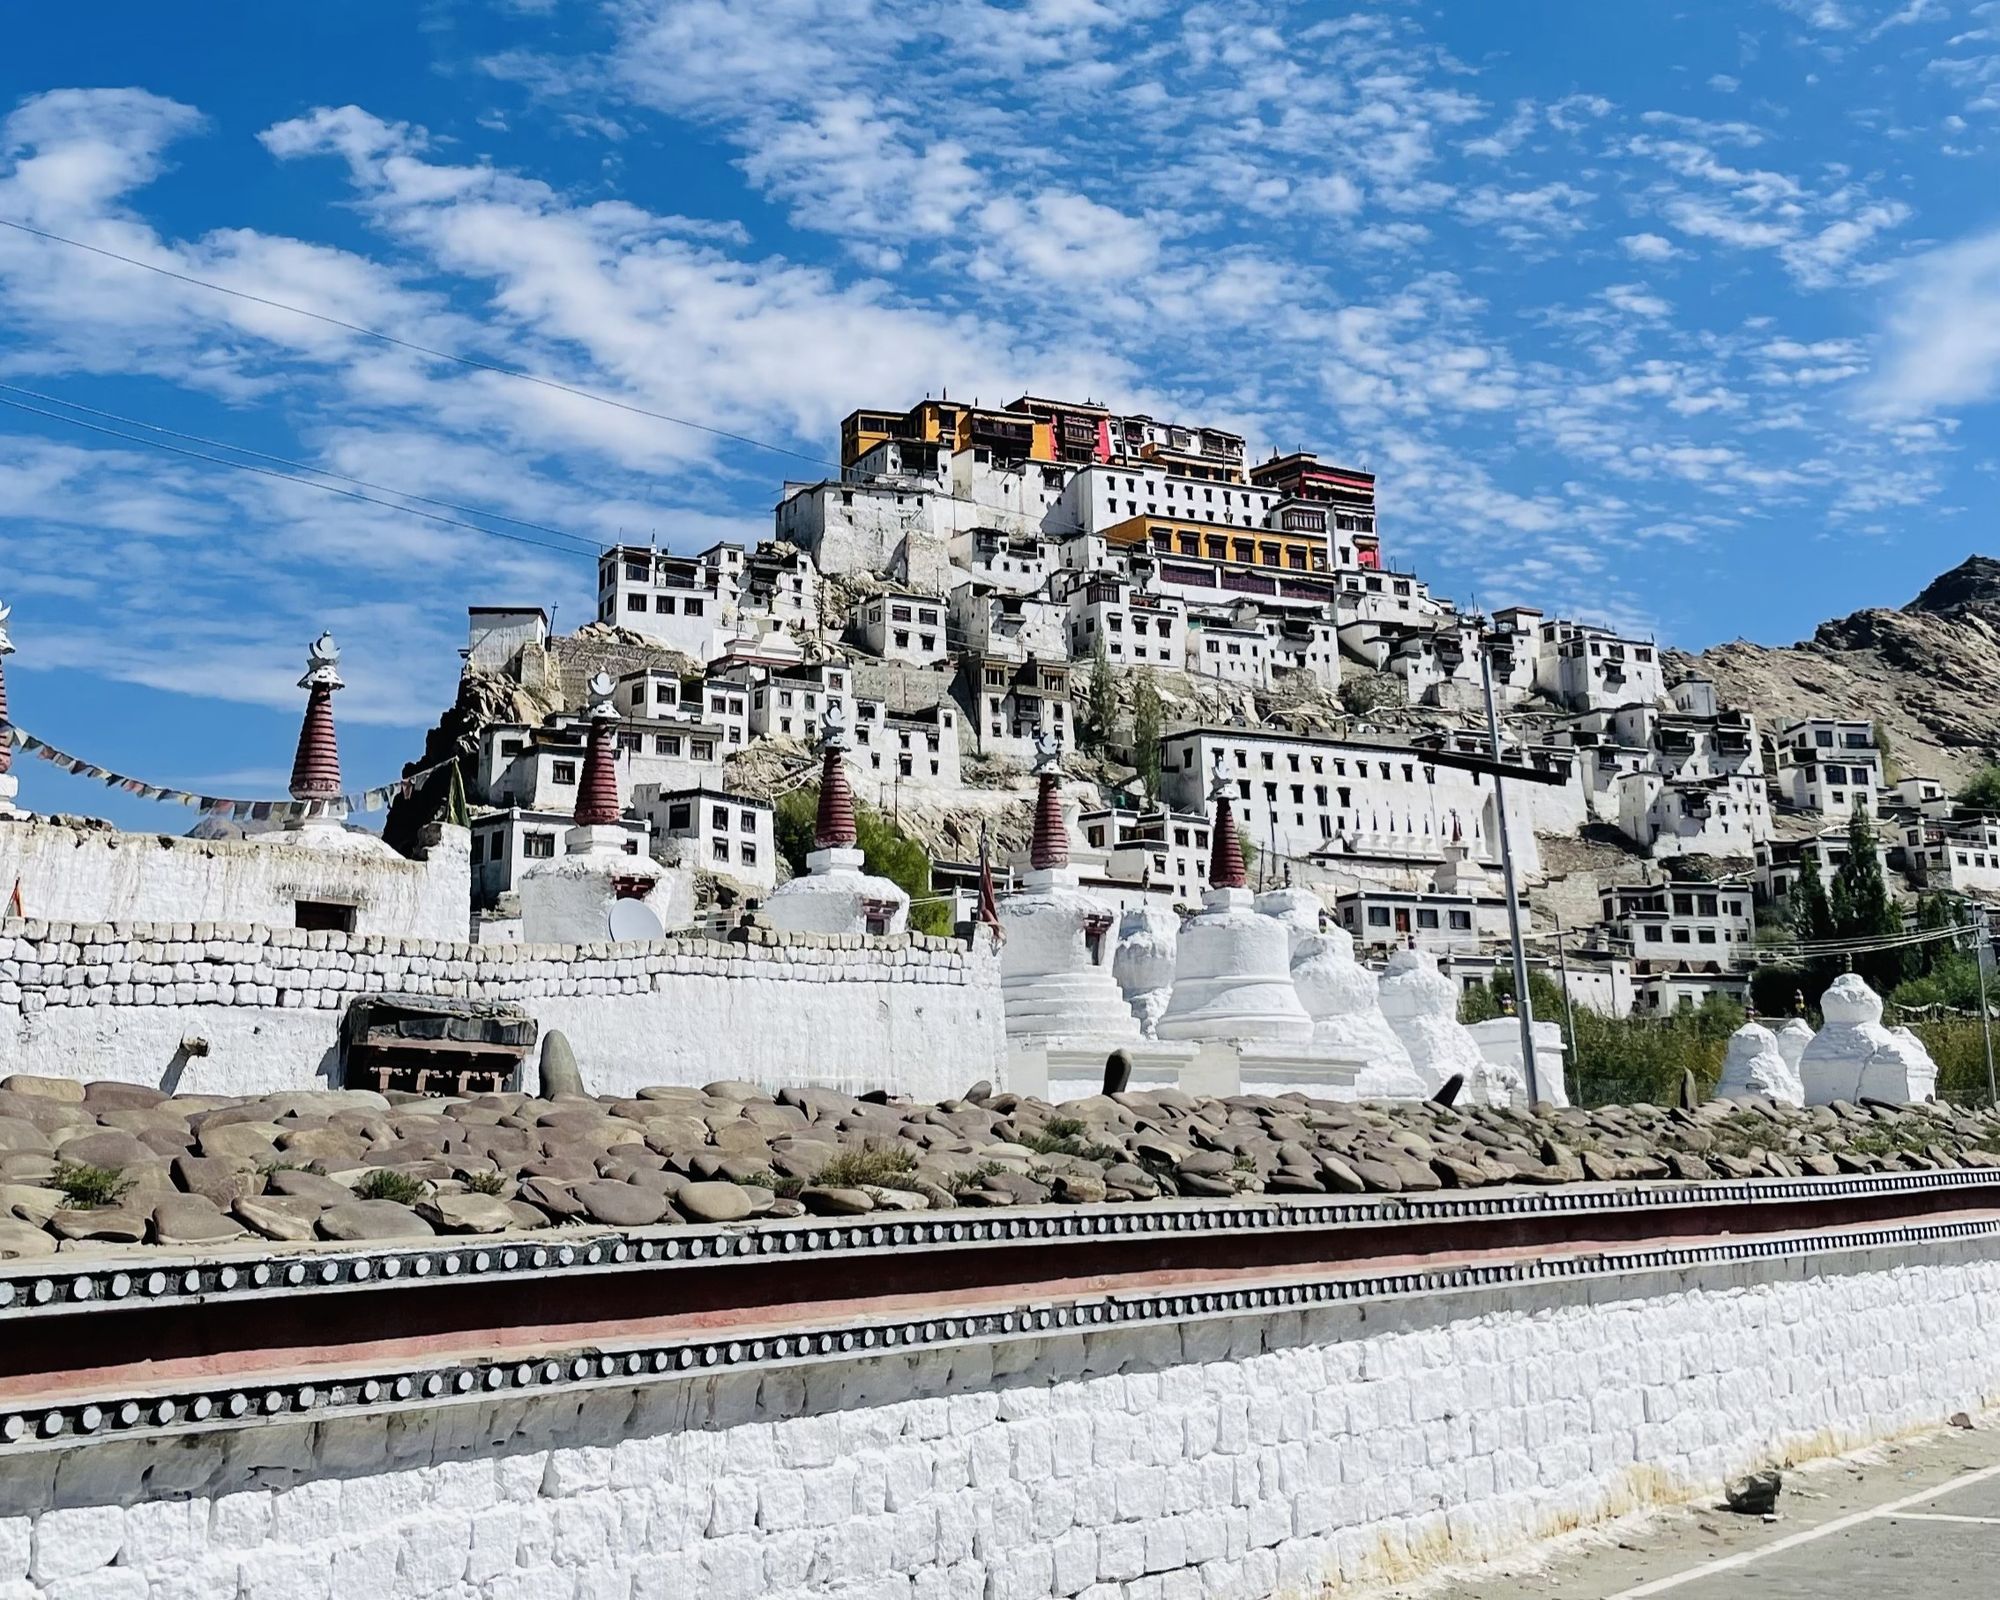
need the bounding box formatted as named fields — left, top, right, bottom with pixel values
left=0, top=390, right=1975, bottom=1104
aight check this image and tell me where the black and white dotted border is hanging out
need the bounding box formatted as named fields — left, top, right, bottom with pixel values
left=3, top=1165, right=1992, bottom=1322
left=3, top=1212, right=1996, bottom=1458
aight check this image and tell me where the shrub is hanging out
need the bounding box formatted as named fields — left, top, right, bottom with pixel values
left=815, top=1146, right=919, bottom=1189
left=355, top=1168, right=428, bottom=1205
left=461, top=1170, right=507, bottom=1196
left=950, top=1160, right=1010, bottom=1196
left=738, top=1169, right=805, bottom=1198
left=51, top=1161, right=132, bottom=1209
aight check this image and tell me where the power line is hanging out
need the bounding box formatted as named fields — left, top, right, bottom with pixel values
left=0, top=393, right=594, bottom=562
left=0, top=380, right=604, bottom=554
left=0, top=214, right=1238, bottom=537
left=0, top=215, right=836, bottom=470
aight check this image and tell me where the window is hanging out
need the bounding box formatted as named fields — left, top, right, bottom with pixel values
left=654, top=735, right=676, bottom=755
left=668, top=803, right=692, bottom=829
left=711, top=838, right=730, bottom=862
left=1367, top=907, right=1391, bottom=926
left=1645, top=927, right=1663, bottom=942
left=1448, top=910, right=1471, bottom=931
left=524, top=831, right=556, bottom=859
left=1416, top=909, right=1440, bottom=929
left=685, top=599, right=703, bottom=616
left=625, top=594, right=647, bottom=612
left=294, top=900, right=356, bottom=934
left=711, top=805, right=729, bottom=829
left=469, top=836, right=484, bottom=865
left=1671, top=928, right=1691, bottom=944
left=692, top=741, right=714, bottom=761
left=742, top=842, right=758, bottom=867
left=551, top=761, right=577, bottom=785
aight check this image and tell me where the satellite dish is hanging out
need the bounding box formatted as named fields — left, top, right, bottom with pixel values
left=607, top=898, right=665, bottom=942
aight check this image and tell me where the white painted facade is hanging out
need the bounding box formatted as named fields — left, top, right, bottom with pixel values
left=854, top=591, right=950, bottom=667
left=469, top=807, right=648, bottom=911
left=1533, top=619, right=1664, bottom=713
left=741, top=661, right=855, bottom=745
left=630, top=785, right=776, bottom=893
left=1774, top=718, right=1884, bottom=818
left=1064, top=575, right=1185, bottom=671
left=0, top=918, right=998, bottom=1100
left=0, top=816, right=471, bottom=945
left=463, top=607, right=549, bottom=675
left=7, top=1235, right=2000, bottom=1600
left=1903, top=816, right=2000, bottom=896
left=1600, top=878, right=1755, bottom=963
left=1157, top=729, right=1542, bottom=888
left=851, top=700, right=963, bottom=800
left=1075, top=805, right=1212, bottom=904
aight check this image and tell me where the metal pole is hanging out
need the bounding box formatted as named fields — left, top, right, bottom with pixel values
left=1974, top=911, right=1997, bottom=1107
left=1553, top=909, right=1579, bottom=1102
left=1479, top=640, right=1541, bottom=1104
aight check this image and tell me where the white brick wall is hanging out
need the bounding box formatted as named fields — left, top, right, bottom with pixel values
left=4, top=1241, right=2000, bottom=1597
left=0, top=921, right=1004, bottom=1100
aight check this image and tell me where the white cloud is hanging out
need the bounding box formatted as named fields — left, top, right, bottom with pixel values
left=1616, top=233, right=1680, bottom=260
left=1602, top=283, right=1672, bottom=319
left=1868, top=224, right=2000, bottom=414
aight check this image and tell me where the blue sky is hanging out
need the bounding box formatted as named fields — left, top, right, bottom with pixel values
left=2, top=0, right=1998, bottom=830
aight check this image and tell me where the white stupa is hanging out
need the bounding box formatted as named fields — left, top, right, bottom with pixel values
left=996, top=736, right=1139, bottom=1047
left=1798, top=972, right=1938, bottom=1104
left=1113, top=904, right=1179, bottom=1038
left=1155, top=756, right=1313, bottom=1045
left=1378, top=946, right=1520, bottom=1105
left=519, top=672, right=672, bottom=943
left=764, top=706, right=909, bottom=936
left=1291, top=923, right=1427, bottom=1098
left=1715, top=1018, right=1805, bottom=1105
left=1774, top=1015, right=1815, bottom=1078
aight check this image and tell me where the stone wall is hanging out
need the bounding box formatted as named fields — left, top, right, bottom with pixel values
left=0, top=817, right=471, bottom=945
left=0, top=918, right=1003, bottom=1101
left=2, top=1236, right=1996, bottom=1599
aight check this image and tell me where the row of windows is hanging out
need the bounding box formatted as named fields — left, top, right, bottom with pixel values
left=1353, top=905, right=1475, bottom=931
left=624, top=593, right=705, bottom=617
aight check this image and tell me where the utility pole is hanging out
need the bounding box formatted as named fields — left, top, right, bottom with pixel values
left=1479, top=632, right=1542, bottom=1105
left=1973, top=908, right=1997, bottom=1107
left=1552, top=909, right=1579, bottom=1104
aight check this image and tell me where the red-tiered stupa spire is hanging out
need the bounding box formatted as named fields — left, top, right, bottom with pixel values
left=288, top=633, right=344, bottom=804
left=573, top=671, right=622, bottom=827
left=1206, top=752, right=1246, bottom=890
left=1029, top=731, right=1068, bottom=870
left=814, top=706, right=858, bottom=850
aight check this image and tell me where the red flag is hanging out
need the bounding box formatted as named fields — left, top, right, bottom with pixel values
left=977, top=827, right=1004, bottom=944
left=6, top=878, right=22, bottom=920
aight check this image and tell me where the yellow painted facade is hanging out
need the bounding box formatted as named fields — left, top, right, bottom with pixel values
left=840, top=401, right=1055, bottom=467
left=1103, top=513, right=1330, bottom=573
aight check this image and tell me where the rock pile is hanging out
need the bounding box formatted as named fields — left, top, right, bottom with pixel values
left=4, top=1070, right=1999, bottom=1258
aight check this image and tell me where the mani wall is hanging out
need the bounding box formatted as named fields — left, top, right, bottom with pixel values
left=0, top=918, right=1004, bottom=1101
left=2, top=1232, right=1996, bottom=1599
left=0, top=817, right=472, bottom=947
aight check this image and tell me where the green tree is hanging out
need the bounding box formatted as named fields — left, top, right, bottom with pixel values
left=1131, top=671, right=1163, bottom=799
left=1790, top=849, right=1835, bottom=945
left=1830, top=804, right=1903, bottom=990
left=1960, top=764, right=2000, bottom=813
left=1082, top=632, right=1120, bottom=753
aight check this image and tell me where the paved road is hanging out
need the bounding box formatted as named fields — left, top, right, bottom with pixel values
left=1403, top=1419, right=2000, bottom=1599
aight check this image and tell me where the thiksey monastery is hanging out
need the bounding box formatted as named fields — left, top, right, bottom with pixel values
left=0, top=396, right=1992, bottom=1600
left=0, top=389, right=1966, bottom=1106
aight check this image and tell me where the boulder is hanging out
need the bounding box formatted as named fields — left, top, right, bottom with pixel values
left=318, top=1201, right=437, bottom=1242
left=538, top=1030, right=587, bottom=1099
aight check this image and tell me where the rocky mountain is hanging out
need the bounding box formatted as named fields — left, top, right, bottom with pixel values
left=1676, top=554, right=2000, bottom=793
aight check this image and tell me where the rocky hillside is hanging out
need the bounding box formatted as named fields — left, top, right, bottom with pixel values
left=1678, top=555, right=2000, bottom=793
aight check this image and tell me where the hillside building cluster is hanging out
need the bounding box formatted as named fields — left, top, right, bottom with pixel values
left=1, top=390, right=1985, bottom=1088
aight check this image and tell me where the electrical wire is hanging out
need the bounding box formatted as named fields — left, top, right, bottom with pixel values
left=0, top=216, right=836, bottom=469
left=0, top=392, right=595, bottom=561
left=0, top=380, right=605, bottom=554
left=0, top=214, right=1330, bottom=539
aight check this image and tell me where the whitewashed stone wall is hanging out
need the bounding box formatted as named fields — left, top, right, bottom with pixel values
left=0, top=920, right=1003, bottom=1101
left=3, top=1240, right=1999, bottom=1599
left=0, top=818, right=471, bottom=945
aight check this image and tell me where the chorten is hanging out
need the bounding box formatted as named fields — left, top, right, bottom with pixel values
left=996, top=734, right=1138, bottom=1046
left=1156, top=754, right=1312, bottom=1044
left=519, top=671, right=670, bottom=943
left=249, top=633, right=396, bottom=862
left=764, top=706, right=909, bottom=935
left=0, top=601, right=18, bottom=818
left=1798, top=972, right=1938, bottom=1104
left=1378, top=946, right=1517, bottom=1103
left=1716, top=1018, right=1803, bottom=1105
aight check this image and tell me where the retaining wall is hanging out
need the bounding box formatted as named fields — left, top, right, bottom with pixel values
left=0, top=918, right=1003, bottom=1101
left=2, top=1230, right=1997, bottom=1599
